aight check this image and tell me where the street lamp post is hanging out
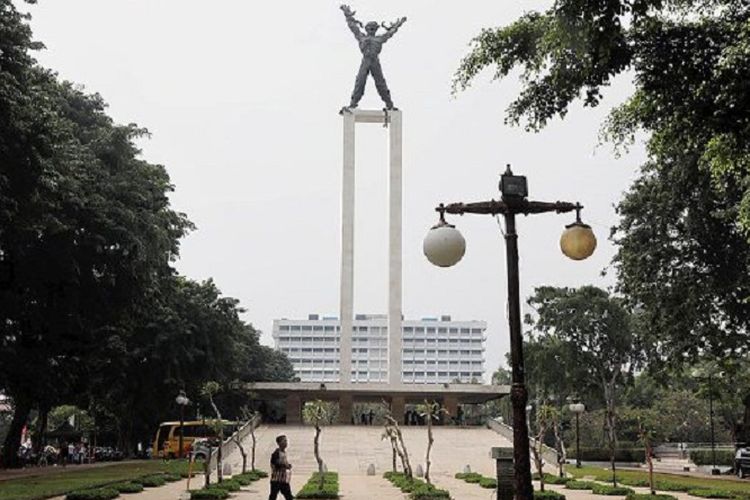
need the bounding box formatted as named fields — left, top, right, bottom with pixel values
left=423, top=166, right=596, bottom=499
left=569, top=402, right=586, bottom=468
left=708, top=374, right=719, bottom=475
left=175, top=391, right=190, bottom=459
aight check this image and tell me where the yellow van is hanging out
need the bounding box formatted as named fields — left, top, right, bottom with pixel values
left=153, top=420, right=238, bottom=459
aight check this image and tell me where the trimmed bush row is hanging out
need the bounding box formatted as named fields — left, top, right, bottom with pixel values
left=592, top=484, right=635, bottom=496
left=690, top=450, right=736, bottom=467
left=190, top=489, right=229, bottom=500
left=566, top=480, right=596, bottom=490
left=688, top=489, right=739, bottom=499
left=65, top=489, right=120, bottom=500
left=384, top=471, right=450, bottom=499
left=112, top=482, right=144, bottom=494
left=456, top=471, right=496, bottom=488
left=534, top=491, right=566, bottom=500
left=296, top=471, right=340, bottom=499
left=66, top=469, right=194, bottom=500
left=533, top=473, right=572, bottom=485
left=626, top=494, right=677, bottom=500
left=576, top=447, right=647, bottom=462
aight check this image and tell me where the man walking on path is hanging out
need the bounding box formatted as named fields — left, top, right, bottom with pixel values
left=269, top=435, right=293, bottom=500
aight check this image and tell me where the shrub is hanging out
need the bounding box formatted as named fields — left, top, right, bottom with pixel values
left=112, top=483, right=144, bottom=494
left=384, top=472, right=450, bottom=499
left=163, top=472, right=182, bottom=482
left=190, top=490, right=229, bottom=500
left=578, top=447, right=646, bottom=462
left=296, top=471, right=340, bottom=499
left=690, top=450, right=736, bottom=467
left=137, top=475, right=166, bottom=487
left=620, top=477, right=650, bottom=487
left=565, top=480, right=595, bottom=490
left=465, top=473, right=483, bottom=483
left=592, top=484, right=635, bottom=495
left=654, top=480, right=692, bottom=492
left=207, top=479, right=241, bottom=492
left=65, top=489, right=120, bottom=500
left=544, top=474, right=571, bottom=485
left=233, top=475, right=253, bottom=486
left=479, top=477, right=497, bottom=489
left=687, top=489, right=737, bottom=499
left=626, top=494, right=677, bottom=500
left=534, top=491, right=566, bottom=500
left=253, top=469, right=269, bottom=478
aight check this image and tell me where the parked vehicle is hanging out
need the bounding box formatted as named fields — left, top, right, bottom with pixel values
left=152, top=420, right=237, bottom=459
left=736, top=446, right=750, bottom=479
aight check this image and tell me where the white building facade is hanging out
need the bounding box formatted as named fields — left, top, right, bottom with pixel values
left=272, top=314, right=486, bottom=384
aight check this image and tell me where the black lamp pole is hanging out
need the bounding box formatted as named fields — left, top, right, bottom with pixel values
left=436, top=166, right=584, bottom=500
left=709, top=374, right=718, bottom=475
left=575, top=412, right=581, bottom=468
left=179, top=403, right=185, bottom=459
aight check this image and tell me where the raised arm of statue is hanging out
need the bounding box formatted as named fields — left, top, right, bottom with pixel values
left=340, top=4, right=364, bottom=41
left=380, top=17, right=407, bottom=42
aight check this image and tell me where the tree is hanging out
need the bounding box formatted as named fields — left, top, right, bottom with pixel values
left=201, top=381, right=224, bottom=485
left=302, top=400, right=334, bottom=489
left=416, top=400, right=446, bottom=485
left=529, top=404, right=556, bottom=492
left=527, top=286, right=638, bottom=487
left=453, top=0, right=750, bottom=436
left=384, top=412, right=413, bottom=480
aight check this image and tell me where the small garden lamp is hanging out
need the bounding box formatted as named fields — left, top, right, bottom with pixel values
left=175, top=391, right=190, bottom=459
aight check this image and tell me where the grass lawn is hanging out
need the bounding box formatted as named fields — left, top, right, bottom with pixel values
left=0, top=460, right=192, bottom=500
left=567, top=465, right=750, bottom=495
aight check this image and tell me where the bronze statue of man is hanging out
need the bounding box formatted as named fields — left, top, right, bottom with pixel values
left=340, top=5, right=406, bottom=110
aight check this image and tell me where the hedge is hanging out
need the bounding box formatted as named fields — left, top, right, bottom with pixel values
left=384, top=472, right=450, bottom=499
left=163, top=472, right=182, bottom=482
left=207, top=479, right=242, bottom=492
left=111, top=483, right=144, bottom=494
left=687, top=489, right=737, bottom=499
left=534, top=491, right=566, bottom=500
left=577, top=447, right=646, bottom=462
left=190, top=489, right=230, bottom=500
left=137, top=475, right=166, bottom=488
left=592, top=484, right=635, bottom=495
left=690, top=450, right=736, bottom=467
left=565, top=480, right=595, bottom=490
left=626, top=495, right=677, bottom=500
left=65, top=489, right=120, bottom=500
left=479, top=477, right=497, bottom=489
left=296, top=472, right=340, bottom=499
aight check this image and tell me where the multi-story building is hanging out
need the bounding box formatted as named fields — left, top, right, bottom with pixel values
left=272, top=314, right=486, bottom=384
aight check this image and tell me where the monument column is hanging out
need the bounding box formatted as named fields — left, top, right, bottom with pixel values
left=388, top=111, right=403, bottom=386
left=339, top=112, right=356, bottom=385
left=286, top=394, right=302, bottom=425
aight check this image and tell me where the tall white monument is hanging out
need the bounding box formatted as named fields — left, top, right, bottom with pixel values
left=339, top=109, right=402, bottom=386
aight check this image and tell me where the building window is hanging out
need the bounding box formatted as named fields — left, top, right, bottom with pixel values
left=280, top=325, right=290, bottom=331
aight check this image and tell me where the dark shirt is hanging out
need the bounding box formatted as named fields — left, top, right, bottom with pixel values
left=270, top=448, right=290, bottom=483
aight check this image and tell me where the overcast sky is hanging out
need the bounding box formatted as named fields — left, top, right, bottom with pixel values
left=19, top=0, right=646, bottom=380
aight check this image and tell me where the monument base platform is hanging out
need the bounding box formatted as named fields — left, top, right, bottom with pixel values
left=248, top=382, right=509, bottom=425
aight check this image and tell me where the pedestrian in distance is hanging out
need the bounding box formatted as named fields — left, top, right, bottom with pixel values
left=269, top=434, right=293, bottom=500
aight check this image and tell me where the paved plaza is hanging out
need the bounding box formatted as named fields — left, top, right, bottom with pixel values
left=77, top=424, right=710, bottom=499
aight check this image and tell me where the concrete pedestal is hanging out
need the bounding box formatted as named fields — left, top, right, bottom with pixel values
left=443, top=395, right=458, bottom=421
left=339, top=394, right=354, bottom=424
left=390, top=396, right=406, bottom=424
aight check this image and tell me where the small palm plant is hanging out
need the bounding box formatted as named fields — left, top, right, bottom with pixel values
left=416, top=400, right=447, bottom=485
left=302, top=400, right=335, bottom=489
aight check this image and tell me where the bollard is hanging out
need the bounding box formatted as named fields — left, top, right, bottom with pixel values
left=367, top=463, right=376, bottom=476
left=491, top=447, right=514, bottom=500
left=415, top=464, right=424, bottom=477
left=464, top=465, right=472, bottom=474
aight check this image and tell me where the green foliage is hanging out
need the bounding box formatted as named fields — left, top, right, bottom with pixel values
left=577, top=447, right=646, bottom=462
left=111, top=483, right=143, bottom=494
left=626, top=495, right=677, bottom=500
left=303, top=400, right=337, bottom=426
left=565, top=480, right=596, bottom=490
left=65, top=489, right=120, bottom=500
left=534, top=491, right=566, bottom=500
left=136, top=475, right=166, bottom=488
left=206, top=479, right=241, bottom=492
left=296, top=472, right=340, bottom=499
left=383, top=472, right=450, bottom=499
left=592, top=484, right=635, bottom=495
left=687, top=490, right=738, bottom=499
left=189, top=490, right=229, bottom=500
left=162, top=473, right=181, bottom=482
left=479, top=477, right=497, bottom=489
left=0, top=0, right=296, bottom=466
left=690, top=450, right=736, bottom=466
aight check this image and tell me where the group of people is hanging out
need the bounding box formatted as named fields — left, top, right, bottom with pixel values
left=56, top=440, right=91, bottom=466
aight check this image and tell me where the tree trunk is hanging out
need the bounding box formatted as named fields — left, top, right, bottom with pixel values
left=2, top=398, right=31, bottom=469
left=217, top=441, right=223, bottom=482
left=553, top=417, right=566, bottom=478
left=235, top=438, right=247, bottom=474
left=391, top=439, right=398, bottom=473
left=34, top=406, right=49, bottom=454
left=251, top=430, right=256, bottom=470
left=425, top=416, right=434, bottom=484
left=646, top=441, right=654, bottom=495
left=314, top=425, right=324, bottom=489
left=204, top=445, right=213, bottom=487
